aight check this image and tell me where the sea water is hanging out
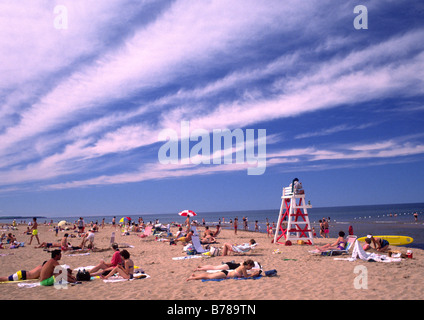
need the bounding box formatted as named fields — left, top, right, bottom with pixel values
left=2, top=203, right=423, bottom=248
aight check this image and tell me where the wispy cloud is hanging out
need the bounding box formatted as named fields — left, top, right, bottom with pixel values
left=1, top=1, right=424, bottom=195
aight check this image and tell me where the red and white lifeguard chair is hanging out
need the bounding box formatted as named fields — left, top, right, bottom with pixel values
left=273, top=181, right=313, bottom=245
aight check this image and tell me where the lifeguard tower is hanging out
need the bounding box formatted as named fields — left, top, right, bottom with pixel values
left=273, top=179, right=314, bottom=245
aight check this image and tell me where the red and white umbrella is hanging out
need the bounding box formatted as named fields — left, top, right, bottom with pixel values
left=178, top=210, right=197, bottom=217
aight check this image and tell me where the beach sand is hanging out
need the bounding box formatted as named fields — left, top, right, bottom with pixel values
left=1, top=223, right=423, bottom=300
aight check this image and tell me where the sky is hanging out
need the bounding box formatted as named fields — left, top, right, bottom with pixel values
left=1, top=0, right=424, bottom=218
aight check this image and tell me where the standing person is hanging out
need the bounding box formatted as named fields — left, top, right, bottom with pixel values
left=414, top=212, right=418, bottom=222
left=77, top=217, right=85, bottom=234
left=234, top=217, right=238, bottom=235
left=101, top=218, right=105, bottom=229
left=323, top=218, right=329, bottom=238
left=254, top=220, right=259, bottom=232
left=112, top=216, right=116, bottom=229
left=319, top=220, right=325, bottom=238
left=29, top=217, right=40, bottom=245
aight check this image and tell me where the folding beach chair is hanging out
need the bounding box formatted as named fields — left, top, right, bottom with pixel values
left=139, top=226, right=153, bottom=238
left=191, top=225, right=199, bottom=236
left=310, top=235, right=357, bottom=256
left=191, top=234, right=208, bottom=254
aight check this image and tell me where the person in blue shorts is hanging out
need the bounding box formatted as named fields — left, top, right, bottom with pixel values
left=365, top=235, right=390, bottom=252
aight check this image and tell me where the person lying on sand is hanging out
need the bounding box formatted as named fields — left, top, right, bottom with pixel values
left=194, top=260, right=262, bottom=273
left=221, top=239, right=257, bottom=256
left=186, top=259, right=259, bottom=281
left=35, top=233, right=71, bottom=250
left=0, top=261, right=46, bottom=282
left=200, top=234, right=216, bottom=244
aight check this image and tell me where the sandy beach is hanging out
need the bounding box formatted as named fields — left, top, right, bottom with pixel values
left=1, top=223, right=423, bottom=301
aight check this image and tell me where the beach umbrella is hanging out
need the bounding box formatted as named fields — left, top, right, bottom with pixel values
left=119, top=217, right=131, bottom=223
left=58, top=220, right=67, bottom=227
left=178, top=210, right=197, bottom=217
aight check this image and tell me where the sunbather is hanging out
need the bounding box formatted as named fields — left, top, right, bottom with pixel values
left=0, top=261, right=46, bottom=282
left=314, top=231, right=346, bottom=252
left=89, top=243, right=123, bottom=276
left=101, top=249, right=134, bottom=280
left=212, top=225, right=221, bottom=237
left=221, top=239, right=257, bottom=256
left=200, top=234, right=216, bottom=244
left=364, top=235, right=390, bottom=252
left=39, top=249, right=76, bottom=286
left=194, top=260, right=262, bottom=273
left=174, top=230, right=194, bottom=244
left=186, top=259, right=258, bottom=281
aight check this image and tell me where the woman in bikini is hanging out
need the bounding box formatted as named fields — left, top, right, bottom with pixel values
left=186, top=260, right=257, bottom=281
left=315, top=231, right=346, bottom=252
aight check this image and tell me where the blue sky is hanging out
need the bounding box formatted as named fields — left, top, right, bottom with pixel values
left=1, top=0, right=424, bottom=217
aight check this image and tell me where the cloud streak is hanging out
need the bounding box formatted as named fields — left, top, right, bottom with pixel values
left=1, top=1, right=424, bottom=195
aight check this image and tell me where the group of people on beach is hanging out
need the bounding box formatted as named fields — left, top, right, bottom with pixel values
left=0, top=242, right=136, bottom=285
left=1, top=212, right=264, bottom=285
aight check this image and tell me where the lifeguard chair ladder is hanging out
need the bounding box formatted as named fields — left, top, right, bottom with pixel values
left=273, top=186, right=313, bottom=245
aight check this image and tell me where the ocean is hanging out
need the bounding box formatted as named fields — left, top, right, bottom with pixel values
left=2, top=202, right=423, bottom=249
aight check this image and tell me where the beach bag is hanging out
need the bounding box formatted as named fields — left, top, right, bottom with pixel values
left=264, top=269, right=278, bottom=277
left=76, top=269, right=91, bottom=281
left=187, top=248, right=197, bottom=255
left=209, top=246, right=221, bottom=256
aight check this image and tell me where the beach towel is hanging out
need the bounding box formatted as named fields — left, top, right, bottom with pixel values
left=333, top=240, right=402, bottom=263
left=102, top=272, right=150, bottom=283
left=201, top=275, right=263, bottom=282
left=172, top=255, right=206, bottom=261
left=66, top=252, right=91, bottom=257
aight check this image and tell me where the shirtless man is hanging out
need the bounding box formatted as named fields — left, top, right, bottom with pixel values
left=35, top=234, right=70, bottom=250
left=39, top=250, right=62, bottom=286
left=29, top=217, right=40, bottom=245
left=39, top=250, right=76, bottom=286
